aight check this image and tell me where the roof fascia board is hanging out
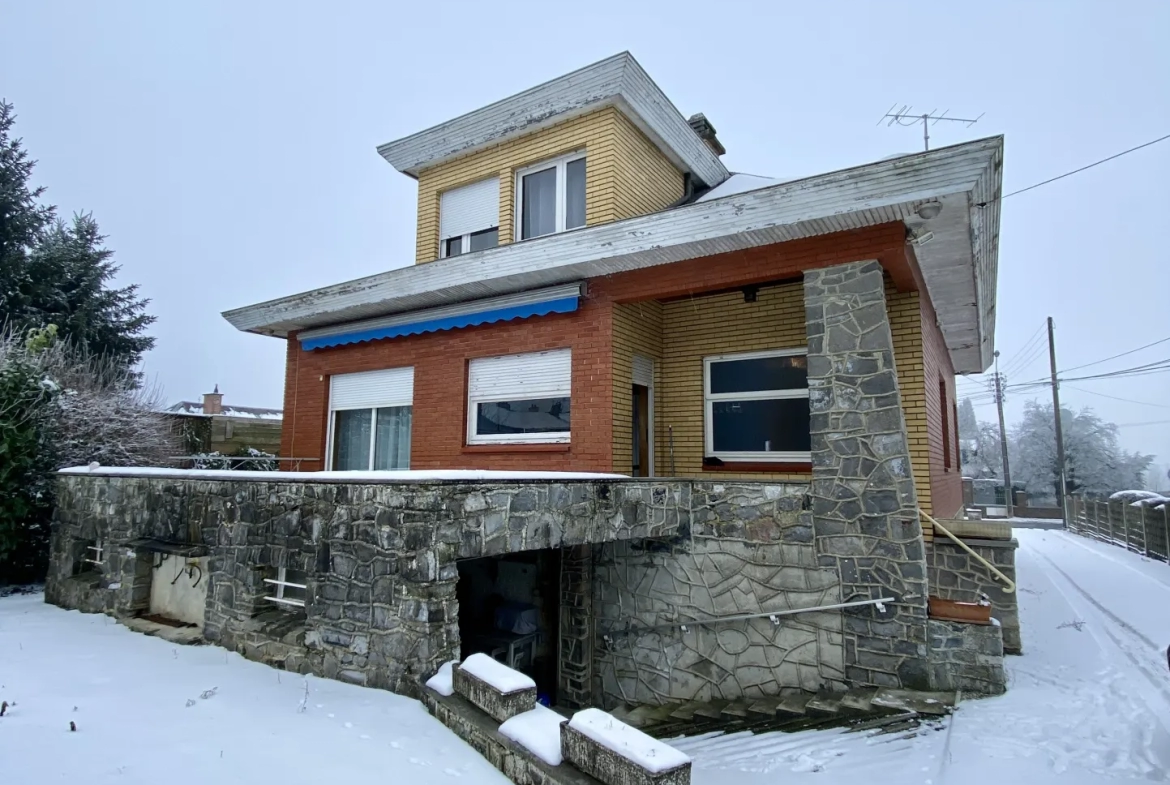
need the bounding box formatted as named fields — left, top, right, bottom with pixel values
left=376, top=52, right=729, bottom=186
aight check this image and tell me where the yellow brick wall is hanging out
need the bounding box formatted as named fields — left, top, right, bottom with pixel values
left=887, top=288, right=932, bottom=519
left=659, top=282, right=810, bottom=481
left=611, top=300, right=664, bottom=475
left=414, top=107, right=683, bottom=263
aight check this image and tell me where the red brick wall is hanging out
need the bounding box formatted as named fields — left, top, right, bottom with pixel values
left=920, top=292, right=963, bottom=517
left=280, top=296, right=615, bottom=472
left=279, top=222, right=926, bottom=474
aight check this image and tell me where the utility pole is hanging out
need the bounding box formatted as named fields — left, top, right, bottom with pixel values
left=993, top=350, right=1014, bottom=517
left=1048, top=317, right=1068, bottom=522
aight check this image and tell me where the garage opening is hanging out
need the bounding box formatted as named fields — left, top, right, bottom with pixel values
left=456, top=549, right=562, bottom=704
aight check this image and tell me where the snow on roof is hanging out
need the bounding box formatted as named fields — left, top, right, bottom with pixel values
left=695, top=172, right=796, bottom=202
left=166, top=401, right=283, bottom=420
left=59, top=466, right=627, bottom=483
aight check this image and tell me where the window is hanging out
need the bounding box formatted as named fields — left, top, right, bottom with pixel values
left=73, top=538, right=104, bottom=575
left=264, top=567, right=307, bottom=608
left=941, top=378, right=951, bottom=470
left=468, top=348, right=571, bottom=444
left=953, top=400, right=961, bottom=470
left=328, top=368, right=414, bottom=470
left=517, top=153, right=586, bottom=240
left=440, top=177, right=499, bottom=258
left=703, top=349, right=811, bottom=462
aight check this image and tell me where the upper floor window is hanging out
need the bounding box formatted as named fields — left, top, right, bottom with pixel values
left=517, top=153, right=586, bottom=240
left=329, top=367, right=414, bottom=470
left=703, top=349, right=811, bottom=462
left=440, top=177, right=499, bottom=258
left=468, top=348, right=571, bottom=444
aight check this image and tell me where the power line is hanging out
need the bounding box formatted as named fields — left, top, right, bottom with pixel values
left=1063, top=385, right=1170, bottom=410
left=996, top=324, right=1046, bottom=376
left=1059, top=335, right=1170, bottom=375
left=1114, top=420, right=1170, bottom=428
left=977, top=132, right=1170, bottom=206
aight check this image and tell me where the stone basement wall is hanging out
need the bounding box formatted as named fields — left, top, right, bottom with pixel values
left=926, top=538, right=1020, bottom=654
left=803, top=260, right=933, bottom=691
left=594, top=483, right=847, bottom=707
left=48, top=475, right=687, bottom=692
left=927, top=619, right=1007, bottom=694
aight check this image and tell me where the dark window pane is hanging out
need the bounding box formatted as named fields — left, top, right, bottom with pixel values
left=469, top=227, right=498, bottom=252
left=373, top=406, right=411, bottom=470
left=477, top=397, right=570, bottom=436
left=443, top=236, right=464, bottom=257
left=711, top=398, right=810, bottom=453
left=710, top=355, right=807, bottom=394
left=333, top=409, right=372, bottom=470
left=565, top=158, right=586, bottom=229
left=521, top=167, right=557, bottom=239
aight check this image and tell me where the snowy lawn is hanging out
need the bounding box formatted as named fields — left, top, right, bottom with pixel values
left=0, top=596, right=509, bottom=784
left=3, top=528, right=1167, bottom=784
left=672, top=528, right=1170, bottom=784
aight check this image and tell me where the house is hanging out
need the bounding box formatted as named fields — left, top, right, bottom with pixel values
left=47, top=53, right=1015, bottom=738
left=164, top=386, right=283, bottom=459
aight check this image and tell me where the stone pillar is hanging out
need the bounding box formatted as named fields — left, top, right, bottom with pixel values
left=803, top=260, right=931, bottom=690
left=559, top=544, right=594, bottom=708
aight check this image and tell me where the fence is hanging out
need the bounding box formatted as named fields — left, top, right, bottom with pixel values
left=1066, top=496, right=1170, bottom=563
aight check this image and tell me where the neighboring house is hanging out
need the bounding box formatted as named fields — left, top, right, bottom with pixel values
left=165, top=386, right=283, bottom=458
left=223, top=51, right=996, bottom=525
left=47, top=53, right=1012, bottom=744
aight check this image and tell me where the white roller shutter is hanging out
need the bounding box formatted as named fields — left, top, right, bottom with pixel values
left=468, top=349, right=570, bottom=400
left=633, top=355, right=654, bottom=387
left=330, top=367, right=414, bottom=410
left=440, top=177, right=499, bottom=240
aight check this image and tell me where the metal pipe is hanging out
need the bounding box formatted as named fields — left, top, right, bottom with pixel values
left=630, top=596, right=897, bottom=634
left=920, top=508, right=1017, bottom=593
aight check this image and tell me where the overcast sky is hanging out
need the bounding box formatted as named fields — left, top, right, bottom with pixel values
left=1, top=0, right=1167, bottom=474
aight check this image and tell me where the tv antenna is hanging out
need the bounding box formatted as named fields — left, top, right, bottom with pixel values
left=879, top=105, right=984, bottom=151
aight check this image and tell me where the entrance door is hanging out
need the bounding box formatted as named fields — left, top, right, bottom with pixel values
left=632, top=385, right=650, bottom=477
left=631, top=355, right=654, bottom=477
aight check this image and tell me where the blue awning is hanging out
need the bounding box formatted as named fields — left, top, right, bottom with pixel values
left=298, top=284, right=582, bottom=351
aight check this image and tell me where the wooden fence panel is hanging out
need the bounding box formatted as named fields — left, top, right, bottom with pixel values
left=1064, top=496, right=1169, bottom=564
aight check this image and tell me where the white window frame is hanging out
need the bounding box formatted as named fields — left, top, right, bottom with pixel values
left=439, top=227, right=499, bottom=259
left=83, top=539, right=104, bottom=568
left=703, top=348, right=811, bottom=463
left=514, top=151, right=586, bottom=240
left=467, top=349, right=572, bottom=446
left=325, top=368, right=414, bottom=471
left=264, top=567, right=307, bottom=608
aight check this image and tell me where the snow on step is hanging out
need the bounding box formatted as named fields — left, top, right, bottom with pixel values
left=459, top=652, right=536, bottom=693
left=498, top=705, right=566, bottom=766
left=568, top=708, right=691, bottom=774
left=424, top=659, right=458, bottom=696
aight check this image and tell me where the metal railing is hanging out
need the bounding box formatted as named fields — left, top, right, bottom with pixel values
left=920, top=509, right=1016, bottom=593
left=606, top=596, right=897, bottom=640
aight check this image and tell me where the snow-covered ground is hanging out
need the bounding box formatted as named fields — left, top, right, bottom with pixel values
left=2, top=529, right=1167, bottom=783
left=0, top=596, right=510, bottom=784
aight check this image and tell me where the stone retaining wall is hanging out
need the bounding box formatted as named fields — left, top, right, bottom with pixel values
left=927, top=618, right=1007, bottom=694
left=926, top=538, right=1020, bottom=653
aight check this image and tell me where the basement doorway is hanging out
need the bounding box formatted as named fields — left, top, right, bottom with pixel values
left=456, top=549, right=562, bottom=704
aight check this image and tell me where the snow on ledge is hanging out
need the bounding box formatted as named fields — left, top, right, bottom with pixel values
left=458, top=653, right=536, bottom=694
left=58, top=466, right=627, bottom=483
left=568, top=708, right=690, bottom=774
left=498, top=705, right=566, bottom=766
left=425, top=660, right=459, bottom=696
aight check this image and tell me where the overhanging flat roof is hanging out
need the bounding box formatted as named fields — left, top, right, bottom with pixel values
left=376, top=52, right=729, bottom=187
left=224, top=136, right=1003, bottom=374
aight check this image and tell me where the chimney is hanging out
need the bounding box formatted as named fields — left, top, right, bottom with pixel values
left=202, top=384, right=223, bottom=415
left=687, top=113, right=726, bottom=156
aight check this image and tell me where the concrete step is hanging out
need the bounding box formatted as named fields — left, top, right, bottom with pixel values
left=693, top=699, right=732, bottom=720
left=777, top=692, right=813, bottom=716
left=668, top=700, right=707, bottom=721
left=721, top=699, right=752, bottom=719
left=624, top=703, right=676, bottom=729
left=746, top=696, right=783, bottom=717
left=870, top=688, right=956, bottom=716
left=839, top=688, right=878, bottom=714
left=805, top=692, right=843, bottom=716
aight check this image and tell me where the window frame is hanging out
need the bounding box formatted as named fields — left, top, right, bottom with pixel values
left=514, top=151, right=586, bottom=241
left=440, top=226, right=499, bottom=259
left=702, top=348, right=811, bottom=463
left=325, top=368, right=414, bottom=472
left=466, top=349, right=572, bottom=446
left=264, top=567, right=307, bottom=609
left=941, top=377, right=952, bottom=471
